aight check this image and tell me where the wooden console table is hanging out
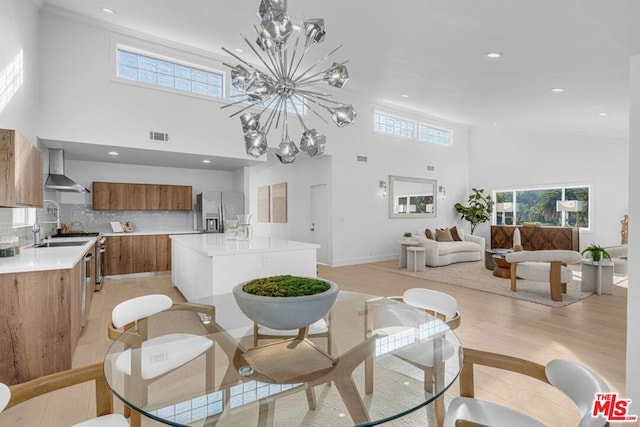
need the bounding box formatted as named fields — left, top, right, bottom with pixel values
left=491, top=226, right=579, bottom=251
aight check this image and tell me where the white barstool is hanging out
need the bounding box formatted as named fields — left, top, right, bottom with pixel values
left=407, top=246, right=426, bottom=272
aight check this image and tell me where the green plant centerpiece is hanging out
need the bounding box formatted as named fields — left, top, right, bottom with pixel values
left=581, top=244, right=611, bottom=263
left=403, top=232, right=413, bottom=238
left=233, top=275, right=339, bottom=330
left=454, top=188, right=495, bottom=234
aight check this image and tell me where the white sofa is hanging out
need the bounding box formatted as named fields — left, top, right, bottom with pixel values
left=413, top=232, right=485, bottom=267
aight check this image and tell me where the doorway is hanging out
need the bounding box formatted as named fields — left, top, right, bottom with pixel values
left=310, top=184, right=331, bottom=265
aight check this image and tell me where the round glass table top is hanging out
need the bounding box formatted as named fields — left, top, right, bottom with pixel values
left=104, top=291, right=462, bottom=426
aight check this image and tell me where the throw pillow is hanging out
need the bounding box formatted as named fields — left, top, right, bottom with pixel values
left=450, top=226, right=462, bottom=241
left=425, top=228, right=434, bottom=240
left=436, top=228, right=453, bottom=242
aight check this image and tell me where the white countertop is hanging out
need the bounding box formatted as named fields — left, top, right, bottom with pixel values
left=169, top=233, right=320, bottom=257
left=0, top=237, right=98, bottom=274
left=102, top=230, right=198, bottom=237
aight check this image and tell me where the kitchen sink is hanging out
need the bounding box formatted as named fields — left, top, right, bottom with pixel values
left=35, top=241, right=89, bottom=248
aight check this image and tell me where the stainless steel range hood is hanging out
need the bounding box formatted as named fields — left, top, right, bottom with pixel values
left=45, top=149, right=90, bottom=193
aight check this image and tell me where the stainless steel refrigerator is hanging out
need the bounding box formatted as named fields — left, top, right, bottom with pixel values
left=195, top=191, right=244, bottom=233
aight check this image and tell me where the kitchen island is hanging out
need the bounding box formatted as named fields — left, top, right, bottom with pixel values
left=170, top=233, right=320, bottom=301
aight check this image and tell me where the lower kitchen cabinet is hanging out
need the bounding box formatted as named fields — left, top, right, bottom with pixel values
left=0, top=262, right=82, bottom=385
left=104, top=234, right=172, bottom=276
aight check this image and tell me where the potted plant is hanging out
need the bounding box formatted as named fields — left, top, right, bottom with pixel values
left=233, top=275, right=339, bottom=330
left=454, top=188, right=495, bottom=234
left=581, top=244, right=611, bottom=263
left=403, top=232, right=413, bottom=240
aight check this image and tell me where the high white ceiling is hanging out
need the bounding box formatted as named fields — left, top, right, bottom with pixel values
left=40, top=0, right=640, bottom=161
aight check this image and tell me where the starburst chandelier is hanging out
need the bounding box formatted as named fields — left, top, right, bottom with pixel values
left=221, top=0, right=356, bottom=164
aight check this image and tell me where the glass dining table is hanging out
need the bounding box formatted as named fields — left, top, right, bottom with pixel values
left=104, top=291, right=462, bottom=426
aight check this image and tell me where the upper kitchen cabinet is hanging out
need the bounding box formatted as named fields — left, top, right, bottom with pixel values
left=0, top=129, right=44, bottom=208
left=92, top=182, right=192, bottom=211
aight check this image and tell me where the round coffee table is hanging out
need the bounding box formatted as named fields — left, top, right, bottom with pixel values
left=492, top=255, right=512, bottom=278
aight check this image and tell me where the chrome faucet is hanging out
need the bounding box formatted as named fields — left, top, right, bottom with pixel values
left=43, top=199, right=61, bottom=231
left=32, top=223, right=41, bottom=246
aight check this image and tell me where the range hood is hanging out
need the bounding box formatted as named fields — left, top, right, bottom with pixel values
left=45, top=149, right=90, bottom=193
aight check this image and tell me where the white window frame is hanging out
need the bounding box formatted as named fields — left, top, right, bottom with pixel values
left=372, top=110, right=416, bottom=140
left=492, top=184, right=591, bottom=231
left=12, top=207, right=36, bottom=228
left=373, top=108, right=453, bottom=146
left=112, top=43, right=227, bottom=103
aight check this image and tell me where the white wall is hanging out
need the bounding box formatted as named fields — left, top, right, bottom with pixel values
left=626, top=52, right=639, bottom=417
left=249, top=153, right=332, bottom=244
left=37, top=8, right=252, bottom=160
left=468, top=127, right=629, bottom=248
left=0, top=0, right=39, bottom=140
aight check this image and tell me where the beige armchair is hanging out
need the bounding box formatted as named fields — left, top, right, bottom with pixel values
left=505, top=250, right=581, bottom=302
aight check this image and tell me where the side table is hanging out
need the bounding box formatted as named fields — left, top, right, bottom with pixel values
left=399, top=240, right=420, bottom=268
left=407, top=246, right=426, bottom=272
left=581, top=260, right=614, bottom=295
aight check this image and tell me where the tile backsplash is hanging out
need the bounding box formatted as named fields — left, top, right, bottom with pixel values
left=0, top=204, right=196, bottom=248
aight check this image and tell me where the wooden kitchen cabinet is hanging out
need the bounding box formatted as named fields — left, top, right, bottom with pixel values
left=0, top=128, right=43, bottom=208
left=104, top=235, right=134, bottom=275
left=0, top=262, right=82, bottom=385
left=104, top=234, right=172, bottom=276
left=92, top=181, right=191, bottom=211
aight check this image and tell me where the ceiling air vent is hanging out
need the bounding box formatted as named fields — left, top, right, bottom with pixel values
left=356, top=155, right=368, bottom=162
left=149, top=131, right=170, bottom=143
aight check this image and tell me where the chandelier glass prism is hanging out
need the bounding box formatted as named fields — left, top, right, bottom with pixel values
left=221, top=0, right=356, bottom=164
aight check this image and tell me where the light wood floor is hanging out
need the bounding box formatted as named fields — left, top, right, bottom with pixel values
left=0, top=261, right=630, bottom=427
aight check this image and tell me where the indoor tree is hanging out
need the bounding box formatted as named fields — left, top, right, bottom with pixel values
left=454, top=188, right=495, bottom=234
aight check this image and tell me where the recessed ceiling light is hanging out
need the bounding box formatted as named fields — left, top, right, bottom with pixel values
left=551, top=88, right=566, bottom=93
left=597, top=112, right=609, bottom=117
left=235, top=48, right=244, bottom=53
left=101, top=7, right=115, bottom=14
left=202, top=159, right=211, bottom=164
left=401, top=94, right=409, bottom=98
left=485, top=52, right=504, bottom=59
left=292, top=24, right=300, bottom=31
left=108, top=151, right=119, bottom=156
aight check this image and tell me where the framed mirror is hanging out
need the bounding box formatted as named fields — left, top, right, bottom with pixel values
left=389, top=175, right=437, bottom=218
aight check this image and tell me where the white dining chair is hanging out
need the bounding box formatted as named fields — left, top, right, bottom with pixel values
left=444, top=349, right=610, bottom=427
left=1, top=363, right=128, bottom=427
left=107, top=293, right=173, bottom=426
left=0, top=383, right=10, bottom=413
left=109, top=294, right=173, bottom=336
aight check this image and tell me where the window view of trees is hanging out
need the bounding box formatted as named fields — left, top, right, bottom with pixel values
left=494, top=186, right=589, bottom=228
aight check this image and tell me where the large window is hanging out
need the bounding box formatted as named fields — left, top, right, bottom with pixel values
left=116, top=48, right=224, bottom=99
left=494, top=185, right=590, bottom=228
left=373, top=110, right=453, bottom=146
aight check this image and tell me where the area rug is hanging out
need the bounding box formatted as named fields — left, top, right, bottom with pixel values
left=394, top=261, right=600, bottom=307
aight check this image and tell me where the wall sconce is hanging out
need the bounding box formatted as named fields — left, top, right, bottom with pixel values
left=379, top=180, right=387, bottom=197
left=438, top=185, right=446, bottom=199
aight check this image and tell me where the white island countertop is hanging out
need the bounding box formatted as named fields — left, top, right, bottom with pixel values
left=170, top=233, right=320, bottom=300
left=0, top=237, right=98, bottom=274
left=169, top=233, right=320, bottom=257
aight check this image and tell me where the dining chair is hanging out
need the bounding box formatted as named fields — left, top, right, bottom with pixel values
left=108, top=294, right=174, bottom=340
left=369, top=288, right=461, bottom=427
left=107, top=293, right=173, bottom=426
left=444, top=348, right=610, bottom=427
left=1, top=363, right=128, bottom=427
